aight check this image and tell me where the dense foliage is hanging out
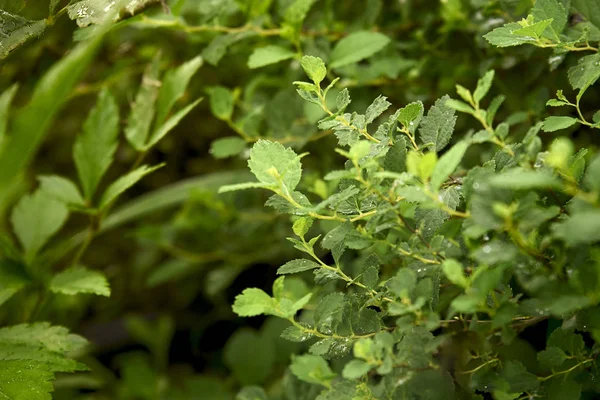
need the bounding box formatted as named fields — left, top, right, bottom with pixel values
left=1, top=0, right=600, bottom=399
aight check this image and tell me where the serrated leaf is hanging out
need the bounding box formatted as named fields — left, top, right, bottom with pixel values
left=232, top=288, right=276, bottom=316
left=430, top=141, right=469, bottom=190
left=419, top=95, right=457, bottom=152
left=247, top=140, right=303, bottom=191
left=99, top=164, right=162, bottom=209
left=11, top=190, right=68, bottom=262
left=573, top=0, right=600, bottom=31
left=567, top=53, right=600, bottom=91
left=284, top=0, right=317, bottom=25
left=397, top=101, right=424, bottom=133
left=336, top=88, right=351, bottom=111
left=330, top=31, right=391, bottom=69
left=290, top=354, right=335, bottom=387
left=365, top=95, right=391, bottom=124
left=532, top=0, right=567, bottom=40
left=552, top=210, right=600, bottom=245
left=537, top=346, right=567, bottom=368
left=500, top=360, right=539, bottom=393
left=512, top=18, right=553, bottom=38
left=473, top=70, right=495, bottom=105
left=146, top=98, right=201, bottom=149
left=248, top=45, right=295, bottom=69
left=74, top=88, right=120, bottom=199
left=155, top=56, right=202, bottom=126
left=125, top=54, right=161, bottom=150
left=483, top=22, right=536, bottom=47
left=300, top=55, right=327, bottom=86
left=210, top=137, right=247, bottom=159
left=542, top=116, right=578, bottom=132
left=442, top=259, right=468, bottom=288
left=0, top=10, right=46, bottom=59
left=280, top=325, right=314, bottom=342
left=277, top=259, right=320, bottom=274
left=292, top=217, right=313, bottom=238
left=49, top=267, right=110, bottom=296
left=38, top=175, right=85, bottom=207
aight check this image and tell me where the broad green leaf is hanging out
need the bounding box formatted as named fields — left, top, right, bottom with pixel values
left=0, top=84, right=18, bottom=152
left=300, top=55, right=327, bottom=86
left=407, top=151, right=437, bottom=182
left=489, top=168, right=561, bottom=189
left=49, top=267, right=110, bottom=296
left=473, top=70, right=495, bottom=105
left=430, top=141, right=469, bottom=190
left=0, top=323, right=88, bottom=400
left=155, top=56, right=203, bottom=126
left=207, top=86, right=234, bottom=121
left=11, top=190, right=68, bottom=262
left=365, top=95, right=391, bottom=124
left=483, top=22, right=537, bottom=47
left=210, top=137, right=247, bottom=159
left=74, top=88, right=120, bottom=199
left=552, top=210, right=600, bottom=245
left=125, top=54, right=161, bottom=150
left=445, top=98, right=474, bottom=114
left=284, top=0, right=317, bottom=25
left=541, top=116, right=578, bottom=132
left=292, top=217, right=313, bottom=238
left=537, top=346, right=567, bottom=368
left=397, top=101, right=424, bottom=133
left=290, top=354, right=335, bottom=387
left=0, top=10, right=46, bottom=59
left=38, top=175, right=85, bottom=207
left=567, top=53, right=600, bottom=91
left=419, top=95, right=457, bottom=152
left=67, top=0, right=151, bottom=27
left=511, top=18, right=553, bottom=38
left=532, top=0, right=567, bottom=40
left=248, top=45, right=296, bottom=69
left=442, top=259, right=468, bottom=288
left=500, top=360, right=539, bottom=393
left=99, top=164, right=162, bottom=209
left=330, top=31, right=391, bottom=69
left=573, top=0, right=600, bottom=31
left=342, top=359, right=371, bottom=380
left=232, top=288, right=276, bottom=316
left=0, top=34, right=103, bottom=208
left=247, top=140, right=303, bottom=191
left=277, top=259, right=320, bottom=274
left=224, top=328, right=275, bottom=385
left=146, top=98, right=202, bottom=149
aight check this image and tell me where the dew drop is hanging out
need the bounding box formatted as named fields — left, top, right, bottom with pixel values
left=482, top=245, right=491, bottom=254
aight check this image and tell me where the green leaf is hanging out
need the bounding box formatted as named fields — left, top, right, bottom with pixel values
left=125, top=54, right=161, bottom=151
left=0, top=10, right=46, bottom=59
left=99, top=164, right=162, bottom=209
left=473, top=70, right=495, bottom=105
left=218, top=182, right=272, bottom=193
left=232, top=288, right=276, bottom=316
left=397, top=101, right=424, bottom=133
left=342, top=359, right=371, bottom=379
left=202, top=31, right=255, bottom=66
left=49, top=267, right=110, bottom=296
left=500, top=360, right=539, bottom=393
left=146, top=98, right=202, bottom=149
left=542, top=116, right=578, bottom=132
left=537, top=347, right=567, bottom=368
left=584, top=155, right=600, bottom=191
left=407, top=151, right=437, bottom=182
left=0, top=33, right=103, bottom=208
left=552, top=210, right=600, bottom=245
left=0, top=322, right=88, bottom=400
left=66, top=0, right=134, bottom=27
left=224, top=328, right=275, bottom=385
left=330, top=31, right=391, bottom=69
left=365, top=95, right=391, bottom=124
left=511, top=18, right=553, bottom=38
left=532, top=0, right=567, bottom=40
left=11, top=190, right=68, bottom=262
left=74, top=88, right=120, bottom=199
left=489, top=168, right=562, bottom=189
left=210, top=137, right=247, bottom=159
left=0, top=84, right=18, bottom=152
left=567, top=53, right=600, bottom=91
left=573, top=0, right=600, bottom=31
left=289, top=354, right=335, bottom=387
left=300, top=55, right=327, bottom=86
left=292, top=217, right=313, bottom=238
left=547, top=378, right=581, bottom=400
left=419, top=95, right=457, bottom=152
left=483, top=22, right=537, bottom=47
left=207, top=86, right=234, bottom=121
left=155, top=56, right=203, bottom=126
left=248, top=45, right=296, bottom=69
left=38, top=175, right=85, bottom=207
left=284, top=0, right=317, bottom=25
left=247, top=140, right=303, bottom=191
left=277, top=259, right=320, bottom=274
left=430, top=141, right=469, bottom=190
left=236, top=386, right=268, bottom=400
left=446, top=98, right=474, bottom=114
left=442, top=259, right=468, bottom=288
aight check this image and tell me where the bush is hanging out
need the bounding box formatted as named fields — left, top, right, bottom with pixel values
left=1, top=0, right=600, bottom=399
